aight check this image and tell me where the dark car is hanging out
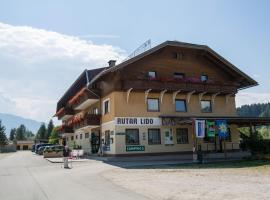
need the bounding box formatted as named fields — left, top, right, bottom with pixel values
left=35, top=143, right=53, bottom=154
left=32, top=144, right=36, bottom=152
left=37, top=145, right=51, bottom=155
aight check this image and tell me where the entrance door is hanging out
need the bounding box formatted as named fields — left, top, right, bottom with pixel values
left=91, top=131, right=100, bottom=154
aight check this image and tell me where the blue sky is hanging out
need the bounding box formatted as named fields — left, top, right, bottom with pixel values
left=0, top=0, right=269, bottom=122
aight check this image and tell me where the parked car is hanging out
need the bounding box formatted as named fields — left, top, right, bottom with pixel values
left=37, top=145, right=53, bottom=155
left=43, top=145, right=64, bottom=158
left=35, top=143, right=53, bottom=154
left=32, top=144, right=36, bottom=152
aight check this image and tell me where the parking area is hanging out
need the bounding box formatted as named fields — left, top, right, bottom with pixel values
left=0, top=151, right=147, bottom=200
left=1, top=151, right=270, bottom=200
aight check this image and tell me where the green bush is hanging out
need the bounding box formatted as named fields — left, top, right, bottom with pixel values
left=241, top=131, right=270, bottom=154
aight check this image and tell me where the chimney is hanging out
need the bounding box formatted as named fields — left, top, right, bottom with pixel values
left=108, top=60, right=116, bottom=67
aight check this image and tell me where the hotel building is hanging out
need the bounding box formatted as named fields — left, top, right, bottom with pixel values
left=55, top=41, right=269, bottom=156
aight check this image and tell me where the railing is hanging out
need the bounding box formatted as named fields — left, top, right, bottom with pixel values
left=71, top=90, right=99, bottom=110
left=57, top=125, right=74, bottom=136
left=122, top=78, right=237, bottom=94
left=73, top=114, right=101, bottom=130
left=57, top=107, right=74, bottom=120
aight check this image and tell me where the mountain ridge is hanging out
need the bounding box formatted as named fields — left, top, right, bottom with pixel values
left=0, top=112, right=43, bottom=136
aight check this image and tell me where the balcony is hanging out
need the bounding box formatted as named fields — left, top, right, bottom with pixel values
left=68, top=87, right=99, bottom=111
left=56, top=107, right=74, bottom=121
left=122, top=78, right=238, bottom=94
left=73, top=114, right=101, bottom=131
left=57, top=125, right=74, bottom=137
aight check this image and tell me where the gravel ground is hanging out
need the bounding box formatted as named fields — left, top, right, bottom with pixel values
left=103, top=161, right=270, bottom=200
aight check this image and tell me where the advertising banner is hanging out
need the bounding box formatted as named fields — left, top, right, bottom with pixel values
left=195, top=120, right=205, bottom=138
left=216, top=120, right=228, bottom=139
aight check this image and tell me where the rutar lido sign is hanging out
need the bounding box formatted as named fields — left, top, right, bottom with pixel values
left=115, top=117, right=161, bottom=126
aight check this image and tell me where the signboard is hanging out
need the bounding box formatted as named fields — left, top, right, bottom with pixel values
left=195, top=120, right=205, bottom=138
left=126, top=146, right=145, bottom=152
left=115, top=117, right=161, bottom=126
left=164, top=128, right=174, bottom=145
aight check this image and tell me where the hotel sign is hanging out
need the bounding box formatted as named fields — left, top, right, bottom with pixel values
left=126, top=145, right=145, bottom=152
left=115, top=117, right=161, bottom=126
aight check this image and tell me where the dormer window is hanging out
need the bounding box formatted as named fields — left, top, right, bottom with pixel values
left=174, top=72, right=185, bottom=79
left=201, top=75, right=208, bottom=82
left=148, top=71, right=156, bottom=79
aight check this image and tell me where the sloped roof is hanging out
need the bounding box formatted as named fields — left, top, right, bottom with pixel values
left=56, top=67, right=106, bottom=111
left=56, top=40, right=258, bottom=111
left=89, top=40, right=258, bottom=89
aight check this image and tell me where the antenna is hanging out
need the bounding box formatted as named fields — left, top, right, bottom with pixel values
left=123, top=39, right=151, bottom=62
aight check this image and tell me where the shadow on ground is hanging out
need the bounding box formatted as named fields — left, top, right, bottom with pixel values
left=101, top=159, right=270, bottom=170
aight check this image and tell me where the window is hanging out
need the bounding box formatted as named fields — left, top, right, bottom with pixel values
left=105, top=130, right=110, bottom=146
left=103, top=99, right=110, bottom=115
left=80, top=134, right=82, bottom=139
left=71, top=136, right=74, bottom=141
left=147, top=98, right=159, bottom=111
left=85, top=133, right=89, bottom=138
left=176, top=128, right=189, bottom=144
left=201, top=100, right=212, bottom=113
left=148, top=71, right=156, bottom=79
left=175, top=99, right=187, bottom=112
left=66, top=137, right=69, bottom=141
left=174, top=72, right=185, bottom=79
left=148, top=129, right=161, bottom=145
left=126, top=129, right=139, bottom=145
left=75, top=135, right=78, bottom=139
left=201, top=75, right=208, bottom=82
left=173, top=52, right=183, bottom=60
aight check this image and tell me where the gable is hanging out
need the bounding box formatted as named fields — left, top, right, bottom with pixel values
left=91, top=41, right=257, bottom=90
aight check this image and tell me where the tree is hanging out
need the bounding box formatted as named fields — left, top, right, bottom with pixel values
left=36, top=123, right=47, bottom=140
left=25, top=130, right=34, bottom=139
left=48, top=127, right=59, bottom=144
left=46, top=120, right=54, bottom=139
left=15, top=124, right=26, bottom=140
left=0, top=120, right=8, bottom=147
left=9, top=128, right=16, bottom=141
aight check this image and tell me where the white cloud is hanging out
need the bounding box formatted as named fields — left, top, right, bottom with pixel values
left=236, top=92, right=270, bottom=107
left=0, top=22, right=126, bottom=123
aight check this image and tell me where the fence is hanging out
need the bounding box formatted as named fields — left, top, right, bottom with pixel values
left=0, top=144, right=16, bottom=153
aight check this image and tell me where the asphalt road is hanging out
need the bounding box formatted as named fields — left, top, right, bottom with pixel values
left=0, top=151, right=148, bottom=200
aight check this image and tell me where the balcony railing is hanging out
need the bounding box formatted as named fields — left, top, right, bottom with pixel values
left=68, top=87, right=99, bottom=110
left=122, top=78, right=238, bottom=94
left=56, top=107, right=74, bottom=120
left=73, top=114, right=101, bottom=130
left=57, top=125, right=74, bottom=137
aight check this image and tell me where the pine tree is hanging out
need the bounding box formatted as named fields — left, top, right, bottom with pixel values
left=46, top=120, right=54, bottom=139
left=48, top=127, right=59, bottom=144
left=15, top=124, right=26, bottom=140
left=9, top=128, right=16, bottom=141
left=0, top=120, right=8, bottom=147
left=36, top=123, right=47, bottom=140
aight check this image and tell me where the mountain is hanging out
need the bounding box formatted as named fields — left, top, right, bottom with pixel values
left=237, top=103, right=270, bottom=117
left=0, top=113, right=42, bottom=136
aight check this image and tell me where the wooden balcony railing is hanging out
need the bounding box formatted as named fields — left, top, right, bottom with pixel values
left=73, top=114, right=101, bottom=130
left=57, top=125, right=74, bottom=137
left=57, top=107, right=74, bottom=120
left=68, top=87, right=99, bottom=110
left=122, top=78, right=238, bottom=94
